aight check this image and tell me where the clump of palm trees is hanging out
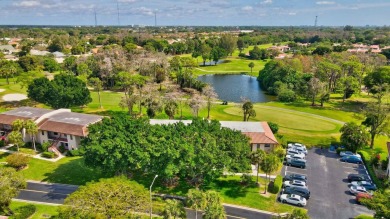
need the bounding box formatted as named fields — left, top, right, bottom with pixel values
left=7, top=119, right=38, bottom=152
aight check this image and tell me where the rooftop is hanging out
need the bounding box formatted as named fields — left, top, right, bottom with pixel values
left=46, top=112, right=102, bottom=126
left=1, top=107, right=53, bottom=119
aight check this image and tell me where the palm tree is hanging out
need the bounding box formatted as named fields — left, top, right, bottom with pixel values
left=248, top=62, right=255, bottom=74
left=162, top=199, right=186, bottom=219
left=203, top=191, right=226, bottom=219
left=187, top=189, right=207, bottom=219
left=249, top=149, right=266, bottom=185
left=24, top=120, right=38, bottom=152
left=12, top=119, right=25, bottom=141
left=7, top=131, right=23, bottom=151
left=260, top=153, right=280, bottom=194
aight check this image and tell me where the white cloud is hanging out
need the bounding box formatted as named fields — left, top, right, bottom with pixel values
left=316, top=1, right=336, bottom=5
left=288, top=12, right=297, bottom=15
left=14, top=0, right=41, bottom=7
left=260, top=0, right=273, bottom=4
left=242, top=6, right=253, bottom=11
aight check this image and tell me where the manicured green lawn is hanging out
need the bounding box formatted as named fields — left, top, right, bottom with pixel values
left=354, top=214, right=374, bottom=219
left=10, top=201, right=59, bottom=219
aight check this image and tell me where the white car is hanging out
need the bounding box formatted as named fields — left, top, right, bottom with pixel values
left=288, top=143, right=307, bottom=149
left=349, top=185, right=368, bottom=195
left=283, top=180, right=307, bottom=189
left=340, top=151, right=361, bottom=158
left=287, top=150, right=306, bottom=159
left=286, top=154, right=306, bottom=163
left=290, top=146, right=308, bottom=155
left=280, top=194, right=307, bottom=207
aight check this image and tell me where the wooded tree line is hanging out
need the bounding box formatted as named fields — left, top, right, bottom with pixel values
left=81, top=114, right=251, bottom=188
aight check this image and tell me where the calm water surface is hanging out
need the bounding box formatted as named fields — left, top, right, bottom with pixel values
left=197, top=74, right=275, bottom=103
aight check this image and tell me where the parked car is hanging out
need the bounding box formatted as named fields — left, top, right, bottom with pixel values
left=283, top=173, right=307, bottom=183
left=282, top=186, right=310, bottom=199
left=283, top=180, right=307, bottom=189
left=350, top=181, right=377, bottom=191
left=287, top=149, right=305, bottom=158
left=349, top=185, right=368, bottom=195
left=285, top=154, right=306, bottom=163
left=348, top=174, right=368, bottom=182
left=286, top=159, right=306, bottom=169
left=356, top=192, right=373, bottom=204
left=340, top=151, right=361, bottom=158
left=289, top=146, right=308, bottom=155
left=341, top=155, right=362, bottom=164
left=280, top=194, right=307, bottom=207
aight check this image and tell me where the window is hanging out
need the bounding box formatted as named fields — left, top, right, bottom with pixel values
left=41, top=131, right=44, bottom=135
left=64, top=134, right=67, bottom=137
left=70, top=135, right=73, bottom=140
left=54, top=132, right=58, bottom=135
left=265, top=144, right=270, bottom=148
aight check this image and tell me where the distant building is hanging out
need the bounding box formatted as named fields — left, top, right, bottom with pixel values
left=149, top=119, right=278, bottom=152
left=0, top=107, right=102, bottom=150
left=0, top=45, right=16, bottom=55
left=30, top=49, right=50, bottom=56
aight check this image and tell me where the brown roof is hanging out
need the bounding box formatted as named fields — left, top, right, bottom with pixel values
left=243, top=122, right=278, bottom=144
left=39, top=121, right=87, bottom=137
left=0, top=114, right=29, bottom=125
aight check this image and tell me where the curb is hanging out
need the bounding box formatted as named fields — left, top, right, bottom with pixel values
left=223, top=203, right=288, bottom=216
left=12, top=199, right=62, bottom=206
left=26, top=180, right=80, bottom=188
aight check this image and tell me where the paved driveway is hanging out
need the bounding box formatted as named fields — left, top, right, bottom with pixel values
left=282, top=148, right=374, bottom=219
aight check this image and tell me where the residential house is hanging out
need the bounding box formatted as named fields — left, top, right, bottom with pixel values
left=149, top=119, right=278, bottom=152
left=0, top=45, right=16, bottom=55
left=0, top=107, right=102, bottom=150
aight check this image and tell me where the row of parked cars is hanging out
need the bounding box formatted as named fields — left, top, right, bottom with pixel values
left=340, top=151, right=363, bottom=164
left=285, top=143, right=307, bottom=169
left=280, top=143, right=309, bottom=207
left=347, top=173, right=376, bottom=203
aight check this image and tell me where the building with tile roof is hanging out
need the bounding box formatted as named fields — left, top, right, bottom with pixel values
left=0, top=107, right=102, bottom=150
left=149, top=119, right=278, bottom=151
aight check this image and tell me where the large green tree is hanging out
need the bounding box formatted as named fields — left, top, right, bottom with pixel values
left=0, top=167, right=26, bottom=215
left=260, top=153, right=280, bottom=194
left=82, top=115, right=251, bottom=188
left=219, top=34, right=237, bottom=56
left=362, top=102, right=390, bottom=148
left=57, top=177, right=149, bottom=219
left=242, top=100, right=256, bottom=121
left=339, top=122, right=369, bottom=153
left=361, top=191, right=390, bottom=219
left=0, top=60, right=18, bottom=84
left=27, top=74, right=92, bottom=109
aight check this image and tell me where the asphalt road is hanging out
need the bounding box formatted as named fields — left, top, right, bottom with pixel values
left=17, top=182, right=276, bottom=219
left=16, top=181, right=78, bottom=204
left=282, top=148, right=374, bottom=219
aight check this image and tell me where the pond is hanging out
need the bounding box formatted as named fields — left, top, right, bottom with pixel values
left=197, top=74, right=275, bottom=103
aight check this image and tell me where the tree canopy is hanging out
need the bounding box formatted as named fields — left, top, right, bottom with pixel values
left=82, top=114, right=251, bottom=187
left=57, top=177, right=148, bottom=219
left=339, top=122, right=369, bottom=153
left=27, top=74, right=92, bottom=109
left=0, top=167, right=26, bottom=215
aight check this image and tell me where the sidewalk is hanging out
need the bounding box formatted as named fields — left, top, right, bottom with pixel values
left=0, top=145, right=65, bottom=162
left=223, top=164, right=277, bottom=179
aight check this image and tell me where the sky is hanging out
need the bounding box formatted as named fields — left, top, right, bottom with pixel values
left=0, top=0, right=389, bottom=26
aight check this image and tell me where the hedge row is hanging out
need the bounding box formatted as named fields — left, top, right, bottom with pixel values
left=268, top=175, right=283, bottom=194
left=358, top=151, right=383, bottom=188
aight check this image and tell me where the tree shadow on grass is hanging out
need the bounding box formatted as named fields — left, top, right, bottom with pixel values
left=205, top=178, right=256, bottom=199
left=42, top=157, right=112, bottom=185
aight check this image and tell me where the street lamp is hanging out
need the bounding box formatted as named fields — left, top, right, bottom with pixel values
left=150, top=175, right=158, bottom=219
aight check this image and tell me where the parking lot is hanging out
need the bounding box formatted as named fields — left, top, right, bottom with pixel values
left=282, top=147, right=374, bottom=219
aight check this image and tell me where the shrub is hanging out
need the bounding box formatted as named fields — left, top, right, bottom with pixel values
left=41, top=142, right=51, bottom=152
left=10, top=204, right=36, bottom=219
left=41, top=151, right=57, bottom=159
left=59, top=145, right=66, bottom=153
left=268, top=122, right=279, bottom=134
left=6, top=153, right=30, bottom=170
left=0, top=140, right=4, bottom=147
left=371, top=155, right=380, bottom=168
left=358, top=151, right=383, bottom=188
left=240, top=174, right=253, bottom=186
left=381, top=158, right=389, bottom=171
left=68, top=149, right=83, bottom=157
left=268, top=175, right=283, bottom=194
left=277, top=88, right=296, bottom=102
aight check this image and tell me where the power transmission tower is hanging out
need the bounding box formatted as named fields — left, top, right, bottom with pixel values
left=94, top=9, right=97, bottom=27
left=117, top=1, right=120, bottom=26
left=314, top=15, right=318, bottom=27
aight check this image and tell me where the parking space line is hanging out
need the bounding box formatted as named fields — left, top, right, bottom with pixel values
left=285, top=170, right=307, bottom=176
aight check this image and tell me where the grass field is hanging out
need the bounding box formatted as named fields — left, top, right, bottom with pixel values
left=9, top=201, right=59, bottom=219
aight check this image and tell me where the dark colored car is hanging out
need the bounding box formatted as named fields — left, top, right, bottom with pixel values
left=341, top=155, right=362, bottom=164
left=282, top=187, right=311, bottom=199
left=286, top=159, right=306, bottom=169
left=283, top=173, right=307, bottom=183
left=348, top=174, right=368, bottom=182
